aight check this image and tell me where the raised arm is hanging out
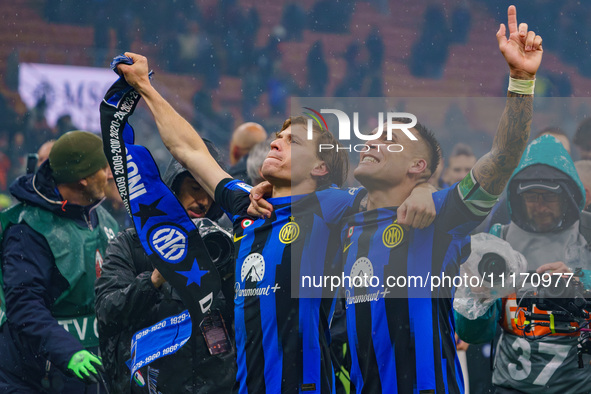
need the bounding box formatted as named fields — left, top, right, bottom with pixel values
left=116, top=52, right=230, bottom=199
left=472, top=5, right=543, bottom=195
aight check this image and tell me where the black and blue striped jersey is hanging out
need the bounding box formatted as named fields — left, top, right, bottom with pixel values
left=215, top=178, right=365, bottom=394
left=341, top=183, right=490, bottom=394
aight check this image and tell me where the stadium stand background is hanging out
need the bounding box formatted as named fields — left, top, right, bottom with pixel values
left=1, top=0, right=591, bottom=198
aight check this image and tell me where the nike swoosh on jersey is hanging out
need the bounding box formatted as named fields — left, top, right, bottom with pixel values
left=343, top=242, right=352, bottom=252
left=234, top=234, right=246, bottom=242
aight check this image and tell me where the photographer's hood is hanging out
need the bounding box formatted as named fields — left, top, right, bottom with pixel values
left=162, top=139, right=226, bottom=222
left=506, top=135, right=585, bottom=232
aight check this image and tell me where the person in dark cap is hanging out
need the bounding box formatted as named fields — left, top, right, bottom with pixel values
left=0, top=130, right=118, bottom=392
left=95, top=140, right=236, bottom=393
left=456, top=135, right=591, bottom=393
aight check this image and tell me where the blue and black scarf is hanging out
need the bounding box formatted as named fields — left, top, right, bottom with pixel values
left=99, top=58, right=221, bottom=346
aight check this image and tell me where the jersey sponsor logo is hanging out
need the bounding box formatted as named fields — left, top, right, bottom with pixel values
left=240, top=253, right=265, bottom=282
left=235, top=253, right=281, bottom=298
left=345, top=257, right=390, bottom=308
left=241, top=218, right=254, bottom=229
left=149, top=224, right=188, bottom=263
left=95, top=249, right=104, bottom=278
left=382, top=223, right=404, bottom=248
left=350, top=257, right=374, bottom=288
left=279, top=218, right=300, bottom=244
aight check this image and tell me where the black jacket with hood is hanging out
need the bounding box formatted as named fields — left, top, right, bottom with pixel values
left=95, top=153, right=236, bottom=393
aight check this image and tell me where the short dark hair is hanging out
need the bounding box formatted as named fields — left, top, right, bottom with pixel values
left=535, top=126, right=568, bottom=140
left=391, top=117, right=441, bottom=178
left=281, top=116, right=349, bottom=188
left=574, top=119, right=591, bottom=150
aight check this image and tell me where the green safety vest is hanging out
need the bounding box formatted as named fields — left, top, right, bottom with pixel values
left=0, top=203, right=118, bottom=347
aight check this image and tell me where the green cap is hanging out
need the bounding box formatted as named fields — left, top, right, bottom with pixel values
left=49, top=131, right=108, bottom=184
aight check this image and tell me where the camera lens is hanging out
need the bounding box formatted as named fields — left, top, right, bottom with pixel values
left=478, top=252, right=506, bottom=281
left=203, top=232, right=234, bottom=275
left=540, top=278, right=573, bottom=299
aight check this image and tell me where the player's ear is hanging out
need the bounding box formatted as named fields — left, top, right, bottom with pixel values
left=231, top=145, right=241, bottom=159
left=311, top=161, right=328, bottom=177
left=409, top=158, right=428, bottom=176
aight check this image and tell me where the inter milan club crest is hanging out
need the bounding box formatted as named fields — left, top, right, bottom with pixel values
left=149, top=224, right=188, bottom=263
left=382, top=223, right=404, bottom=248
left=279, top=216, right=300, bottom=244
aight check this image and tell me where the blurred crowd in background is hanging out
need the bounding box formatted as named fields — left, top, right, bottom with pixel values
left=0, top=0, right=590, bottom=203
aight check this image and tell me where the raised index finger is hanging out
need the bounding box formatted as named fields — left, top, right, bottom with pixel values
left=507, top=5, right=518, bottom=35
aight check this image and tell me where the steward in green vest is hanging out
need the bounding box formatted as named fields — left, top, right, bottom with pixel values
left=0, top=131, right=118, bottom=393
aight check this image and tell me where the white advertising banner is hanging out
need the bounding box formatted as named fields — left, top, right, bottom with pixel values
left=18, top=63, right=117, bottom=133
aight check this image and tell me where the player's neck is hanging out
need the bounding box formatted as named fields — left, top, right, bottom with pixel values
left=366, top=184, right=413, bottom=210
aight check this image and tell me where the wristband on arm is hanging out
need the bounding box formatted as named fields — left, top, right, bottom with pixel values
left=508, top=77, right=535, bottom=95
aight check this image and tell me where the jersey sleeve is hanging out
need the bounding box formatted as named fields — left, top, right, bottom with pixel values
left=435, top=170, right=500, bottom=234
left=318, top=187, right=367, bottom=224
left=214, top=178, right=253, bottom=222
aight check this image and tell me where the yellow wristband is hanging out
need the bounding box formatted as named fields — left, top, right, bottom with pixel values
left=508, top=77, right=535, bottom=95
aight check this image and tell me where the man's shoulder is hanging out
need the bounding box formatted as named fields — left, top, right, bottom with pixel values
left=2, top=221, right=51, bottom=255
left=313, top=186, right=365, bottom=205
left=432, top=185, right=457, bottom=211
left=319, top=186, right=363, bottom=195
left=1, top=203, right=55, bottom=229
left=113, top=227, right=139, bottom=243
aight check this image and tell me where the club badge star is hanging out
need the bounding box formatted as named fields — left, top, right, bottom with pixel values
left=133, top=197, right=166, bottom=228
left=178, top=259, right=208, bottom=286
